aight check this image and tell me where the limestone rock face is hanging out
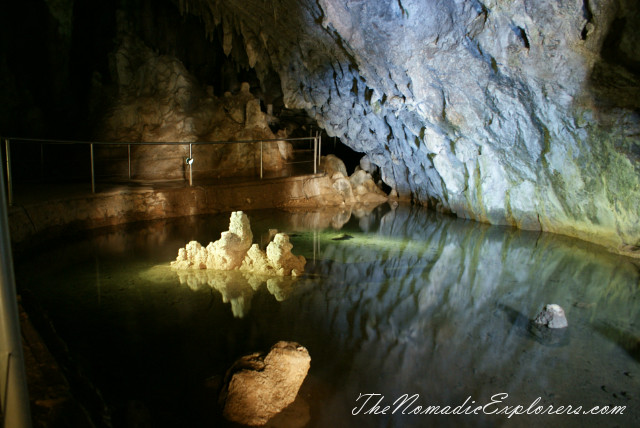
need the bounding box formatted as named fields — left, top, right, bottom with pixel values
left=171, top=211, right=306, bottom=275
left=534, top=304, right=569, bottom=329
left=301, top=155, right=388, bottom=206
left=320, top=154, right=348, bottom=177
left=179, top=0, right=640, bottom=256
left=97, top=24, right=291, bottom=180
left=220, top=341, right=311, bottom=426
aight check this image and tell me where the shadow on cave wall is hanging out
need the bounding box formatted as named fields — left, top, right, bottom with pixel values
left=586, top=0, right=640, bottom=114
left=0, top=0, right=268, bottom=139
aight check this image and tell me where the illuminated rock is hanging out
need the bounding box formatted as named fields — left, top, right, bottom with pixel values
left=266, top=234, right=306, bottom=276
left=320, top=154, right=348, bottom=177
left=205, top=211, right=253, bottom=270
left=240, top=243, right=274, bottom=275
left=171, top=241, right=208, bottom=270
left=534, top=304, right=568, bottom=329
left=171, top=211, right=306, bottom=276
left=307, top=155, right=389, bottom=206
left=220, top=341, right=311, bottom=426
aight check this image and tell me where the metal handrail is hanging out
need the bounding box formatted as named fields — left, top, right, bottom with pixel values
left=2, top=134, right=323, bottom=206
left=5, top=136, right=316, bottom=145
left=0, top=157, right=32, bottom=427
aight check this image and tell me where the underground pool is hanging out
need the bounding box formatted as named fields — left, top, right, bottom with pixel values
left=15, top=205, right=640, bottom=428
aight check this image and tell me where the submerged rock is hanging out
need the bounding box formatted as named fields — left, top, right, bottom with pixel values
left=220, top=341, right=311, bottom=426
left=534, top=304, right=568, bottom=329
left=331, top=233, right=353, bottom=241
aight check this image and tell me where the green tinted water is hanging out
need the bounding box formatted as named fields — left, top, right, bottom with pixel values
left=15, top=206, right=640, bottom=427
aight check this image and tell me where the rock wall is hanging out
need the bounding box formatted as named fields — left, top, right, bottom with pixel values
left=176, top=0, right=640, bottom=256
left=97, top=16, right=292, bottom=180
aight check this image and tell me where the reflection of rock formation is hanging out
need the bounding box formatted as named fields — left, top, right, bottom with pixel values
left=282, top=200, right=393, bottom=232
left=171, top=211, right=303, bottom=317
left=172, top=211, right=306, bottom=275
left=174, top=269, right=297, bottom=318
left=277, top=205, right=640, bottom=427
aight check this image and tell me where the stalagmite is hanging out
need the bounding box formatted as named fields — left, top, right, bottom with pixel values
left=171, top=211, right=306, bottom=276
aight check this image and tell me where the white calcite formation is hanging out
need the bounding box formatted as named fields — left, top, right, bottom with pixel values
left=171, top=211, right=306, bottom=276
left=220, top=341, right=311, bottom=426
left=533, top=304, right=569, bottom=329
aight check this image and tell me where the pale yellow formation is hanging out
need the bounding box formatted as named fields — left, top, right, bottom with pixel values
left=171, top=211, right=306, bottom=276
left=265, top=233, right=306, bottom=276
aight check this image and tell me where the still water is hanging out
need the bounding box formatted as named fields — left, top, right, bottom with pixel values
left=15, top=205, right=640, bottom=427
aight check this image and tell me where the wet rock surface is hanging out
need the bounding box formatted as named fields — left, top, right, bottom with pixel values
left=534, top=303, right=569, bottom=329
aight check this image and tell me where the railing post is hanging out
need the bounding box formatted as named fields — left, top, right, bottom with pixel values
left=189, top=143, right=193, bottom=186
left=40, top=143, right=44, bottom=180
left=318, top=132, right=322, bottom=169
left=0, top=152, right=33, bottom=428
left=4, top=138, right=13, bottom=206
left=90, top=143, right=95, bottom=193
left=260, top=141, right=263, bottom=179
left=127, top=144, right=131, bottom=180
left=313, top=135, right=317, bottom=175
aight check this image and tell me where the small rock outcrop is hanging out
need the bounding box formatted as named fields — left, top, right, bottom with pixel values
left=171, top=211, right=306, bottom=276
left=219, top=341, right=311, bottom=426
left=293, top=154, right=388, bottom=206
left=533, top=304, right=568, bottom=329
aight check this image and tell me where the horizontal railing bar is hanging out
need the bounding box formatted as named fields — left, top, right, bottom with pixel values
left=4, top=136, right=316, bottom=146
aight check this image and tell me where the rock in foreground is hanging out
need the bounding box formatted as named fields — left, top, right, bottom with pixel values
left=220, top=341, right=311, bottom=426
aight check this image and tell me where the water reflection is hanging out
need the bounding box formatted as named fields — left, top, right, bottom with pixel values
left=173, top=269, right=298, bottom=318
left=289, top=205, right=640, bottom=427
left=15, top=204, right=640, bottom=427
left=159, top=204, right=388, bottom=318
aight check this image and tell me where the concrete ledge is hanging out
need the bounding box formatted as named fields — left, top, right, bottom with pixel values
left=8, top=174, right=332, bottom=245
